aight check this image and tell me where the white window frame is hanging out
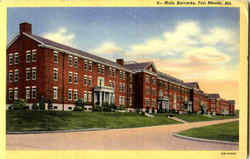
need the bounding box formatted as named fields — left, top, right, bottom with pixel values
left=26, top=51, right=31, bottom=63
left=68, top=89, right=72, bottom=100
left=9, top=70, right=13, bottom=82
left=32, top=67, right=37, bottom=80
left=25, top=86, right=30, bottom=100
left=32, top=86, right=37, bottom=99
left=53, top=51, right=58, bottom=64
left=74, top=73, right=78, bottom=83
left=8, top=88, right=14, bottom=100
left=26, top=68, right=31, bottom=81
left=9, top=54, right=13, bottom=65
left=88, top=76, right=92, bottom=86
left=73, top=89, right=78, bottom=101
left=84, top=75, right=87, bottom=86
left=32, top=50, right=37, bottom=62
left=53, top=87, right=58, bottom=100
left=53, top=68, right=58, bottom=81
left=68, top=72, right=72, bottom=83
left=88, top=91, right=92, bottom=102
left=14, top=53, right=19, bottom=64
left=84, top=91, right=87, bottom=102
left=14, top=87, right=18, bottom=100
left=84, top=60, right=88, bottom=70
left=68, top=55, right=73, bottom=66
left=88, top=61, right=92, bottom=72
left=14, top=69, right=19, bottom=82
left=74, top=57, right=78, bottom=68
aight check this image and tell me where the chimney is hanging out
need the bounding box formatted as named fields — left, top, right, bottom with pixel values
left=116, top=59, right=124, bottom=65
left=20, top=22, right=32, bottom=34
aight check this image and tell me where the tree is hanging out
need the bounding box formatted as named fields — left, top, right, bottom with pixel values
left=39, top=96, right=45, bottom=110
left=10, top=99, right=27, bottom=110
left=48, top=99, right=53, bottom=110
left=32, top=103, right=39, bottom=110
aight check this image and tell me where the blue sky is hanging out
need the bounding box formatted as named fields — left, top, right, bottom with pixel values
left=7, top=7, right=240, bottom=105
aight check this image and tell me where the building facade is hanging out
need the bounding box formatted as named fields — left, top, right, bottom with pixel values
left=6, top=22, right=235, bottom=115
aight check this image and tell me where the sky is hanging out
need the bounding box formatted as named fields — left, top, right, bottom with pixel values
left=8, top=7, right=240, bottom=109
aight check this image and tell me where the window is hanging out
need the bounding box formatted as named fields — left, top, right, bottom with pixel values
left=84, top=91, right=87, bottom=102
left=112, top=69, right=116, bottom=77
left=83, top=75, right=87, bottom=86
left=26, top=87, right=30, bottom=100
left=84, top=60, right=88, bottom=70
left=152, top=78, right=156, bottom=85
left=26, top=68, right=31, bottom=81
left=119, top=71, right=123, bottom=80
left=88, top=76, right=92, bottom=86
left=32, top=86, right=37, bottom=99
left=144, top=99, right=150, bottom=107
left=98, top=64, right=101, bottom=73
left=74, top=57, right=78, bottom=68
left=109, top=67, right=112, bottom=76
left=88, top=61, right=92, bottom=71
left=101, top=65, right=105, bottom=74
left=74, top=73, right=78, bottom=83
left=68, top=89, right=72, bottom=100
left=9, top=54, right=13, bottom=65
left=109, top=80, right=112, bottom=87
left=129, top=97, right=132, bottom=106
left=32, top=50, right=37, bottom=62
left=146, top=86, right=150, bottom=95
left=68, top=55, right=73, bottom=66
left=68, top=72, right=72, bottom=83
left=14, top=53, right=19, bottom=64
left=14, top=88, right=18, bottom=100
left=8, top=88, right=14, bottom=100
left=145, top=75, right=150, bottom=83
left=73, top=90, right=78, bottom=101
left=14, top=69, right=19, bottom=82
left=53, top=87, right=58, bottom=100
left=88, top=91, right=92, bottom=102
left=123, top=72, right=126, bottom=80
left=9, top=70, right=13, bottom=82
left=54, top=51, right=58, bottom=64
left=32, top=67, right=37, bottom=80
left=152, top=88, right=157, bottom=96
left=53, top=68, right=58, bottom=81
left=26, top=51, right=31, bottom=63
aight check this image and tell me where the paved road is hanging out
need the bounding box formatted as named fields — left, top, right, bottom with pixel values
left=7, top=118, right=238, bottom=150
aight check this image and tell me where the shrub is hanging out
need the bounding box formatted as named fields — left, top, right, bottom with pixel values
left=10, top=99, right=27, bottom=110
left=119, top=105, right=127, bottom=110
left=48, top=100, right=53, bottom=110
left=93, top=105, right=103, bottom=112
left=73, top=106, right=83, bottom=111
left=32, top=103, right=39, bottom=110
left=39, top=96, right=45, bottom=110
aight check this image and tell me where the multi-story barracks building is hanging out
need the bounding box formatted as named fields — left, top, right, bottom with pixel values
left=6, top=22, right=235, bottom=115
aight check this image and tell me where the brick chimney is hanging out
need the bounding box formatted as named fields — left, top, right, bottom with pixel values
left=20, top=22, right=32, bottom=34
left=116, top=59, right=124, bottom=65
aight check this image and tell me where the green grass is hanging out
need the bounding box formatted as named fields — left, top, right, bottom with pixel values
left=178, top=121, right=239, bottom=142
left=157, top=113, right=237, bottom=122
left=6, top=111, right=180, bottom=132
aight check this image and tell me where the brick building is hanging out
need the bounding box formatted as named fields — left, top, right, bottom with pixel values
left=6, top=22, right=235, bottom=114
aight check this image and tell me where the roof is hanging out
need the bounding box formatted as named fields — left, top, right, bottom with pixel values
left=185, top=82, right=200, bottom=89
left=227, top=100, right=235, bottom=105
left=124, top=62, right=153, bottom=71
left=208, top=93, right=220, bottom=99
left=157, top=71, right=185, bottom=85
left=19, top=33, right=132, bottom=72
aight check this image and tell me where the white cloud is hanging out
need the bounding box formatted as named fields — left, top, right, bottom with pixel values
left=42, top=28, right=76, bottom=48
left=92, top=41, right=124, bottom=59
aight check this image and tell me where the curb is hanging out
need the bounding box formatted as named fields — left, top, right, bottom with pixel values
left=7, top=128, right=109, bottom=135
left=173, top=133, right=239, bottom=145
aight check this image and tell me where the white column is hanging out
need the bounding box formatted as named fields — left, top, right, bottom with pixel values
left=99, top=91, right=102, bottom=106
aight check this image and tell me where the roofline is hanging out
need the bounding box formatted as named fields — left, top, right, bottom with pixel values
left=20, top=33, right=133, bottom=73
left=7, top=34, right=20, bottom=49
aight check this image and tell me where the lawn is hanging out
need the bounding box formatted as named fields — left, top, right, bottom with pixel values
left=178, top=121, right=239, bottom=142
left=157, top=113, right=237, bottom=122
left=6, top=111, right=180, bottom=132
